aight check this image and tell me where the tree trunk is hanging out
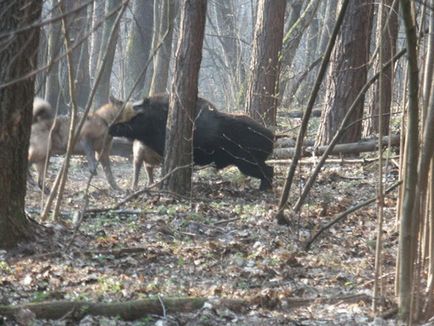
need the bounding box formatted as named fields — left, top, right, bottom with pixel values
left=364, top=0, right=399, bottom=136
left=244, top=0, right=286, bottom=128
left=124, top=0, right=154, bottom=99
left=397, top=0, right=420, bottom=321
left=317, top=0, right=374, bottom=145
left=211, top=0, right=244, bottom=109
left=317, top=0, right=337, bottom=55
left=149, top=0, right=176, bottom=95
left=89, top=0, right=105, bottom=82
left=45, top=0, right=65, bottom=113
left=64, top=0, right=91, bottom=108
left=0, top=0, right=42, bottom=249
left=275, top=0, right=349, bottom=224
left=293, top=12, right=320, bottom=105
left=279, top=0, right=320, bottom=107
left=162, top=0, right=207, bottom=195
left=94, top=0, right=122, bottom=108
left=421, top=0, right=434, bottom=120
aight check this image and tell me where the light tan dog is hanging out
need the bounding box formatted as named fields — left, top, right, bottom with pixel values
left=28, top=96, right=136, bottom=191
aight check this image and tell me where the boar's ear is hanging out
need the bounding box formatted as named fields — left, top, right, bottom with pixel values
left=119, top=102, right=138, bottom=122
left=109, top=94, right=123, bottom=106
left=132, top=98, right=148, bottom=112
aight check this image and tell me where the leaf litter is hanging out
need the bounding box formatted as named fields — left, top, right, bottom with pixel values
left=0, top=155, right=401, bottom=325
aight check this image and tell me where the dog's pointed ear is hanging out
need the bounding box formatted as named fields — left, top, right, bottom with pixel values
left=109, top=95, right=123, bottom=106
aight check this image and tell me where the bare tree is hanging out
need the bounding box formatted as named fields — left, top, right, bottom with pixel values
left=397, top=0, right=420, bottom=321
left=279, top=0, right=320, bottom=107
left=64, top=0, right=91, bottom=108
left=0, top=0, right=43, bottom=248
left=244, top=0, right=286, bottom=128
left=124, top=0, right=154, bottom=99
left=209, top=0, right=245, bottom=109
left=364, top=0, right=399, bottom=136
left=316, top=0, right=373, bottom=145
left=89, top=0, right=105, bottom=81
left=45, top=0, right=65, bottom=112
left=94, top=0, right=122, bottom=108
left=149, top=0, right=177, bottom=95
left=162, top=0, right=207, bottom=195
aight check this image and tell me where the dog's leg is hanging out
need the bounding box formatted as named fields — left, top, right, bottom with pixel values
left=144, top=164, right=154, bottom=185
left=35, top=161, right=50, bottom=194
left=80, top=138, right=97, bottom=176
left=98, top=141, right=121, bottom=190
left=132, top=140, right=144, bottom=190
left=27, top=168, right=38, bottom=188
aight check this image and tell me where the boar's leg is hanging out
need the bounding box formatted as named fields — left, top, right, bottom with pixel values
left=259, top=165, right=273, bottom=191
left=235, top=160, right=273, bottom=191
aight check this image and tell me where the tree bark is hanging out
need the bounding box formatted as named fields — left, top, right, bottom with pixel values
left=244, top=0, right=286, bottom=128
left=317, top=0, right=374, bottom=145
left=162, top=0, right=207, bottom=195
left=0, top=0, right=42, bottom=249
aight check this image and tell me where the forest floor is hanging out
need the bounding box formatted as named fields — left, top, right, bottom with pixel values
left=0, top=153, right=406, bottom=325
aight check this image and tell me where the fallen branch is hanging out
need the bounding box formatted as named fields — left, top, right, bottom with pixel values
left=0, top=297, right=232, bottom=321
left=303, top=181, right=401, bottom=251
left=268, top=155, right=400, bottom=165
left=273, top=135, right=400, bottom=159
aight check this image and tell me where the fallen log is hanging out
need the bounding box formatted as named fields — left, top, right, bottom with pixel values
left=273, top=135, right=400, bottom=159
left=267, top=155, right=399, bottom=165
left=274, top=138, right=315, bottom=148
left=0, top=297, right=247, bottom=321
left=278, top=109, right=322, bottom=119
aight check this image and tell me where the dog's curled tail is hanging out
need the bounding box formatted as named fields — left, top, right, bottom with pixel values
left=33, top=97, right=53, bottom=123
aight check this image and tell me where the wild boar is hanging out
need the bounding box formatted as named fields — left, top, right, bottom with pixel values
left=109, top=94, right=274, bottom=190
